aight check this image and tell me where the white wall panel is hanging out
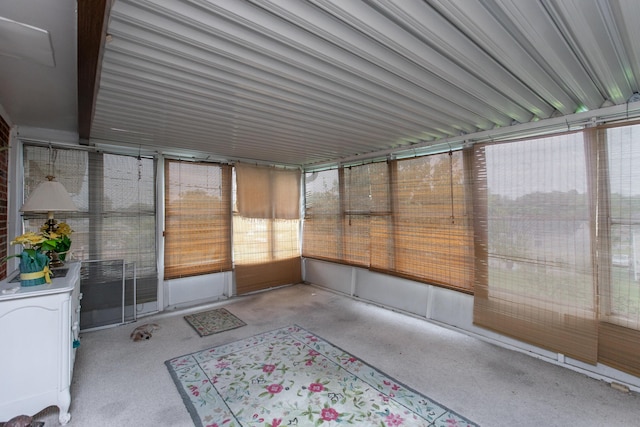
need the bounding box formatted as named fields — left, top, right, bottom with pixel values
left=303, top=258, right=353, bottom=295
left=164, top=271, right=230, bottom=309
left=354, top=269, right=429, bottom=318
left=428, top=285, right=474, bottom=330
left=303, top=258, right=640, bottom=391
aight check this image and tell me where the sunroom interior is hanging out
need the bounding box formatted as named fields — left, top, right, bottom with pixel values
left=2, top=0, right=640, bottom=398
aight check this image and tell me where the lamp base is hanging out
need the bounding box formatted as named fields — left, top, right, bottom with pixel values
left=45, top=217, right=57, bottom=233
left=47, top=251, right=64, bottom=268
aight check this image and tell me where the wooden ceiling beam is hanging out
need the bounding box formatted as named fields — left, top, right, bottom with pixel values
left=77, top=0, right=111, bottom=144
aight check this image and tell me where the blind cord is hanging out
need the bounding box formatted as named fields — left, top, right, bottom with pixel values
left=449, top=150, right=455, bottom=224
left=348, top=166, right=352, bottom=226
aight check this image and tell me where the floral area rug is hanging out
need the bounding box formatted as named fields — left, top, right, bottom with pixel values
left=165, top=325, right=479, bottom=427
left=183, top=308, right=247, bottom=337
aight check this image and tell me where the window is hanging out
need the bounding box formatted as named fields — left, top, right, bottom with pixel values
left=472, top=132, right=598, bottom=364
left=23, top=146, right=158, bottom=304
left=303, top=169, right=341, bottom=261
left=387, top=152, right=474, bottom=290
left=303, top=151, right=474, bottom=292
left=597, top=123, right=640, bottom=376
left=233, top=163, right=301, bottom=294
left=602, top=124, right=640, bottom=329
left=164, top=160, right=232, bottom=279
left=303, top=164, right=387, bottom=267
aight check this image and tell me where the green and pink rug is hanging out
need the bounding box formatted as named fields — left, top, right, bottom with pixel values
left=165, top=325, right=478, bottom=427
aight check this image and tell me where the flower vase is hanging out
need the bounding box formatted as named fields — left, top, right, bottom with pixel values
left=19, top=250, right=51, bottom=287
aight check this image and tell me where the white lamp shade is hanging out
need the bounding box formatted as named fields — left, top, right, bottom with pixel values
left=20, top=178, right=77, bottom=213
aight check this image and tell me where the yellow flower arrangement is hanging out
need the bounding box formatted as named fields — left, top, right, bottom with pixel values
left=10, top=222, right=74, bottom=261
left=8, top=222, right=74, bottom=285
left=7, top=222, right=73, bottom=286
left=10, top=231, right=47, bottom=248
left=42, top=221, right=73, bottom=238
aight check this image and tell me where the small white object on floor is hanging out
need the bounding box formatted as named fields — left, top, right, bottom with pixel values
left=1, top=286, right=20, bottom=294
left=610, top=381, right=630, bottom=393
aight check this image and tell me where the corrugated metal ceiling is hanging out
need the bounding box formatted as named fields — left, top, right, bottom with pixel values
left=89, top=0, right=640, bottom=167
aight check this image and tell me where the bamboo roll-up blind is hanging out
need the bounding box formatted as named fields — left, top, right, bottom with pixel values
left=303, top=152, right=474, bottom=292
left=303, top=164, right=387, bottom=268
left=235, top=163, right=300, bottom=219
left=233, top=217, right=300, bottom=264
left=472, top=132, right=598, bottom=364
left=234, top=216, right=302, bottom=295
left=235, top=257, right=302, bottom=295
left=381, top=153, right=475, bottom=291
left=164, top=160, right=232, bottom=279
left=342, top=163, right=389, bottom=267
left=236, top=163, right=271, bottom=218
left=302, top=215, right=342, bottom=262
left=303, top=169, right=341, bottom=261
left=234, top=164, right=301, bottom=294
left=596, top=122, right=640, bottom=376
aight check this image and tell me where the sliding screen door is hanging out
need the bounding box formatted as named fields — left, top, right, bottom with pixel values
left=23, top=145, right=158, bottom=328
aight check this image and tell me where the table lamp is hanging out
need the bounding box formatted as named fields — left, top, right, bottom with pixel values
left=20, top=175, right=78, bottom=232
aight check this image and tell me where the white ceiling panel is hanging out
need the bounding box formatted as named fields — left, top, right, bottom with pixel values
left=83, top=0, right=640, bottom=166
left=0, top=0, right=77, bottom=132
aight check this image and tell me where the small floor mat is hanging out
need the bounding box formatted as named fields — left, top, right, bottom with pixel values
left=183, top=307, right=246, bottom=337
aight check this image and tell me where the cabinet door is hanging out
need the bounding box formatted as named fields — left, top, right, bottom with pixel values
left=0, top=293, right=66, bottom=418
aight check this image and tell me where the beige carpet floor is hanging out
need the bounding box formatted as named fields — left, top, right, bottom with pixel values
left=26, top=283, right=640, bottom=426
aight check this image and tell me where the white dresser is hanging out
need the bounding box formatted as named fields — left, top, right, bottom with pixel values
left=0, top=261, right=81, bottom=425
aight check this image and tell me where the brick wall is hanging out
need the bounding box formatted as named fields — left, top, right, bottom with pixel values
left=0, top=115, right=9, bottom=279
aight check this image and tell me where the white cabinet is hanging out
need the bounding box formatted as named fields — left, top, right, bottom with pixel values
left=0, top=262, right=81, bottom=425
